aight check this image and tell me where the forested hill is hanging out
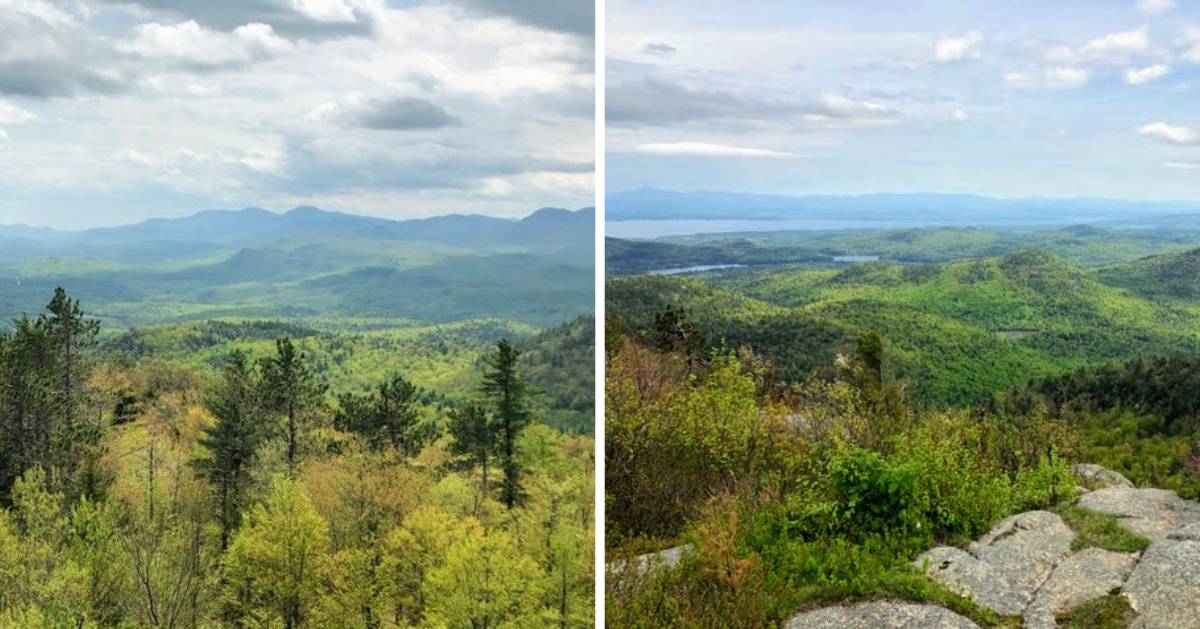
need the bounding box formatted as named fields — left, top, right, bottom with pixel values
left=606, top=223, right=1200, bottom=275
left=0, top=206, right=595, bottom=328
left=607, top=249, right=1200, bottom=406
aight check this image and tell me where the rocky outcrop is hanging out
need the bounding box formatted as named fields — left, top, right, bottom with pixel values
left=1123, top=523, right=1200, bottom=629
left=911, top=470, right=1200, bottom=628
left=1074, top=463, right=1135, bottom=489
left=1078, top=486, right=1200, bottom=540
left=1025, top=548, right=1139, bottom=628
left=783, top=600, right=979, bottom=629
left=914, top=510, right=1074, bottom=615
left=607, top=544, right=691, bottom=579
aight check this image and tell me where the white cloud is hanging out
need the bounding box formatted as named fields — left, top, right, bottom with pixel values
left=1045, top=67, right=1089, bottom=89
left=1125, top=64, right=1170, bottom=84
left=289, top=0, right=359, bottom=23
left=1136, top=0, right=1176, bottom=15
left=1163, top=160, right=1200, bottom=170
left=116, top=20, right=295, bottom=68
left=1005, top=68, right=1088, bottom=90
left=113, top=149, right=154, bottom=167
left=952, top=109, right=969, bottom=122
left=934, top=30, right=984, bottom=63
left=1185, top=27, right=1200, bottom=63
left=1004, top=72, right=1034, bottom=88
left=0, top=99, right=35, bottom=125
left=1079, top=26, right=1149, bottom=61
left=1139, top=121, right=1200, bottom=145
left=633, top=142, right=803, bottom=159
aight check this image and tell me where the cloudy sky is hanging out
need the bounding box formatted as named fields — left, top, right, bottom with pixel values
left=0, top=0, right=594, bottom=228
left=608, top=0, right=1200, bottom=202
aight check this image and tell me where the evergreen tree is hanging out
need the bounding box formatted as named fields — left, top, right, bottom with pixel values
left=0, top=317, right=59, bottom=502
left=44, top=287, right=99, bottom=434
left=335, top=373, right=427, bottom=456
left=260, top=339, right=322, bottom=475
left=198, top=351, right=264, bottom=550
left=447, top=402, right=497, bottom=509
left=482, top=339, right=530, bottom=510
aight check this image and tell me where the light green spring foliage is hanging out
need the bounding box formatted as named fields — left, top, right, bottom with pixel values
left=608, top=248, right=1200, bottom=406
left=223, top=477, right=333, bottom=627
left=0, top=293, right=595, bottom=628
left=607, top=336, right=1079, bottom=628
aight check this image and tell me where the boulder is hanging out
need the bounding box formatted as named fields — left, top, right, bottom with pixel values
left=1078, top=487, right=1200, bottom=540
left=783, top=600, right=979, bottom=629
left=914, top=511, right=1074, bottom=615
left=1073, top=463, right=1135, bottom=489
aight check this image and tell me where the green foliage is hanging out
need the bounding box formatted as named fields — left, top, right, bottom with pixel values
left=1058, top=507, right=1151, bottom=553
left=335, top=373, right=431, bottom=456
left=223, top=477, right=332, bottom=627
left=0, top=289, right=595, bottom=626
left=1055, top=594, right=1134, bottom=629
left=608, top=223, right=1200, bottom=274
left=606, top=345, right=803, bottom=544
left=0, top=289, right=103, bottom=503
left=260, top=338, right=326, bottom=473
left=608, top=247, right=1200, bottom=406
left=608, top=334, right=1078, bottom=628
left=483, top=339, right=532, bottom=510
left=197, top=350, right=266, bottom=549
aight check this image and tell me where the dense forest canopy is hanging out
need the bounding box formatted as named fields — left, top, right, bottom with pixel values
left=0, top=285, right=595, bottom=627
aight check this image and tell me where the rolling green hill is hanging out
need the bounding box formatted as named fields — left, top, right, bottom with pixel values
left=1096, top=247, right=1200, bottom=301
left=606, top=223, right=1200, bottom=275
left=608, top=249, right=1200, bottom=406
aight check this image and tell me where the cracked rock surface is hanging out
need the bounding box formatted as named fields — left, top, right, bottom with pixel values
left=1123, top=523, right=1200, bottom=629
left=913, top=510, right=1074, bottom=615
left=1078, top=487, right=1200, bottom=541
left=783, top=600, right=979, bottom=629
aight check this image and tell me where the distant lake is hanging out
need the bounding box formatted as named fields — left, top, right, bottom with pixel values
left=648, top=264, right=745, bottom=275
left=606, top=218, right=1082, bottom=239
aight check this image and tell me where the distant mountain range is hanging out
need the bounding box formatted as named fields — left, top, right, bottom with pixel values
left=0, top=205, right=595, bottom=328
left=606, top=188, right=1200, bottom=222
left=0, top=206, right=595, bottom=263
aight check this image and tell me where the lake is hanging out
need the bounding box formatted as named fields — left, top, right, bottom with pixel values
left=647, top=264, right=746, bottom=275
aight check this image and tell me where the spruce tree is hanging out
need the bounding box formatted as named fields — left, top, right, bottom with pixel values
left=259, top=338, right=322, bottom=475
left=481, top=339, right=530, bottom=509
left=336, top=373, right=426, bottom=456
left=45, top=287, right=99, bottom=433
left=0, top=310, right=67, bottom=502
left=198, top=351, right=263, bottom=550
left=447, top=402, right=496, bottom=508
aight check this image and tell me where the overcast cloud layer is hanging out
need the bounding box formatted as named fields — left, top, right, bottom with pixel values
left=0, top=0, right=594, bottom=228
left=607, top=0, right=1200, bottom=202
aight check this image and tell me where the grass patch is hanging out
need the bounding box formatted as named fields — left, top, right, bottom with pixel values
left=1058, top=506, right=1150, bottom=553
left=1055, top=594, right=1134, bottom=629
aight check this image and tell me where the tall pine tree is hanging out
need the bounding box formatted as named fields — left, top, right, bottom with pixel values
left=447, top=402, right=496, bottom=512
left=481, top=339, right=530, bottom=510
left=45, top=287, right=99, bottom=434
left=259, top=338, right=322, bottom=475
left=335, top=373, right=427, bottom=456
left=198, top=351, right=264, bottom=550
